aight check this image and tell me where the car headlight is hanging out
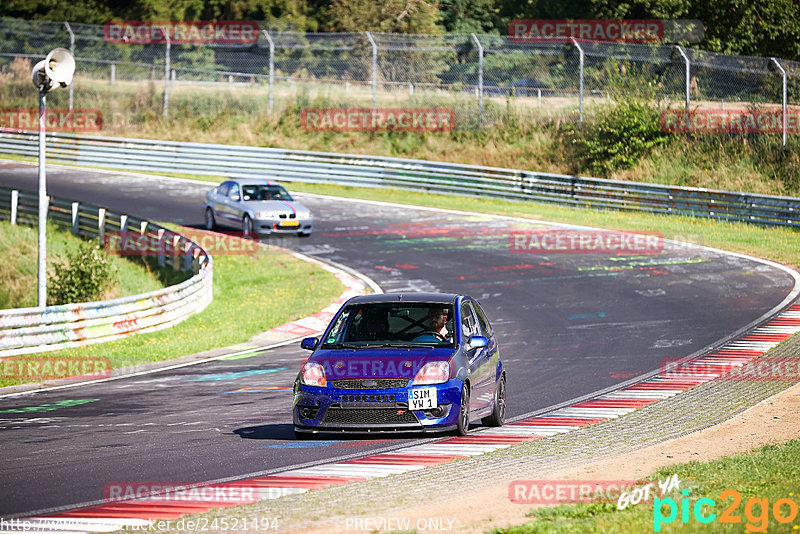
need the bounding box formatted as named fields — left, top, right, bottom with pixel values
left=412, top=361, right=450, bottom=385
left=256, top=211, right=276, bottom=219
left=301, top=362, right=327, bottom=387
left=298, top=212, right=312, bottom=219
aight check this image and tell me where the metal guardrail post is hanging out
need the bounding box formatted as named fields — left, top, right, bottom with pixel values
left=770, top=57, right=788, bottom=147
left=365, top=31, right=377, bottom=110
left=157, top=228, right=165, bottom=267
left=675, top=45, right=691, bottom=111
left=471, top=34, right=484, bottom=124
left=263, top=30, right=275, bottom=113
left=71, top=202, right=79, bottom=234
left=97, top=207, right=106, bottom=242
left=10, top=190, right=18, bottom=225
left=571, top=38, right=584, bottom=124
left=64, top=22, right=75, bottom=111
left=163, top=30, right=170, bottom=120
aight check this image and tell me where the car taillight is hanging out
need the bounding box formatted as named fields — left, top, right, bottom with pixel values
left=412, top=361, right=450, bottom=385
left=301, top=362, right=327, bottom=387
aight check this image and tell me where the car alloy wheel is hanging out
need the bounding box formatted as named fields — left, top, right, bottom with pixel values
left=482, top=374, right=506, bottom=427
left=456, top=383, right=470, bottom=435
left=242, top=214, right=255, bottom=239
left=204, top=208, right=216, bottom=231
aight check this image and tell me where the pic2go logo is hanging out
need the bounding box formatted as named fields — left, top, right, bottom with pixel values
left=654, top=489, right=800, bottom=532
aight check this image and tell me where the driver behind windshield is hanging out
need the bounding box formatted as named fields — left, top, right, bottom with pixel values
left=413, top=307, right=450, bottom=342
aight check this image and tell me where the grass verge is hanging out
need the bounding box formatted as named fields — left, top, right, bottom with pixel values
left=0, top=244, right=344, bottom=387
left=493, top=438, right=800, bottom=533
left=0, top=220, right=170, bottom=309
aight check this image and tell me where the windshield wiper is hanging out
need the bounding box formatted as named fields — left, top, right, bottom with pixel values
left=322, top=342, right=361, bottom=349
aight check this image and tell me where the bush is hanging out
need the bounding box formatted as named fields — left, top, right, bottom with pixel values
left=48, top=241, right=118, bottom=305
left=562, top=101, right=673, bottom=176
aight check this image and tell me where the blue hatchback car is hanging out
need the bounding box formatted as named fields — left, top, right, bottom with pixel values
left=293, top=293, right=506, bottom=437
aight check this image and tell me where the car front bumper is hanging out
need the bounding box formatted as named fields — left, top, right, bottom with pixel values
left=293, top=378, right=463, bottom=433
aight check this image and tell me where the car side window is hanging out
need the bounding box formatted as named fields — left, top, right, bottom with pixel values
left=472, top=301, right=493, bottom=337
left=461, top=302, right=479, bottom=340
left=216, top=182, right=230, bottom=197
left=230, top=183, right=241, bottom=201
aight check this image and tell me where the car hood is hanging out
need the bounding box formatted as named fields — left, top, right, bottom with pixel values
left=308, top=347, right=455, bottom=380
left=246, top=200, right=309, bottom=213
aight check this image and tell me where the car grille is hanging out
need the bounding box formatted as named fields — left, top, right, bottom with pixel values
left=331, top=379, right=408, bottom=389
left=322, top=407, right=419, bottom=425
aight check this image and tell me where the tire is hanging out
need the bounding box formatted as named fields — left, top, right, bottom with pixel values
left=242, top=214, right=256, bottom=239
left=455, top=383, right=470, bottom=436
left=482, top=374, right=506, bottom=427
left=204, top=208, right=216, bottom=231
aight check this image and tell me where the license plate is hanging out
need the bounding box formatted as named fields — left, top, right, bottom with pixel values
left=408, top=387, right=437, bottom=410
left=281, top=220, right=300, bottom=227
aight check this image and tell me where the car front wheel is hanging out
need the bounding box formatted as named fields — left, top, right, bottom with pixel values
left=455, top=383, right=470, bottom=436
left=204, top=208, right=216, bottom=231
left=242, top=214, right=256, bottom=239
left=482, top=374, right=506, bottom=427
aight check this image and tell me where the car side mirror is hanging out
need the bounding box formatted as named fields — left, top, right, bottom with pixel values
left=300, top=337, right=318, bottom=350
left=230, top=192, right=241, bottom=202
left=468, top=336, right=488, bottom=349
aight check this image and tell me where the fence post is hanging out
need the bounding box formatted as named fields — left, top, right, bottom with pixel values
left=10, top=190, right=18, bottom=225
left=770, top=57, right=788, bottom=147
left=471, top=33, right=484, bottom=124
left=365, top=31, right=377, bottom=110
left=163, top=31, right=170, bottom=119
left=110, top=63, right=115, bottom=85
left=64, top=22, right=75, bottom=111
left=263, top=30, right=275, bottom=113
left=675, top=45, right=690, bottom=111
left=571, top=38, right=584, bottom=124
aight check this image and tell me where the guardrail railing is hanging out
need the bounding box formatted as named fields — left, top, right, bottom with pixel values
left=0, top=131, right=798, bottom=229
left=0, top=185, right=213, bottom=357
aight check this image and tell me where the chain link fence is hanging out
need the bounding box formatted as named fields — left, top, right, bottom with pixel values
left=0, top=17, right=798, bottom=141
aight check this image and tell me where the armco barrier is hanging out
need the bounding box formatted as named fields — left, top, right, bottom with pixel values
left=1, top=132, right=798, bottom=228
left=0, top=186, right=213, bottom=357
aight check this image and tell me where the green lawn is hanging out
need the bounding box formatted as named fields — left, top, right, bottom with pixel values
left=0, top=220, right=169, bottom=309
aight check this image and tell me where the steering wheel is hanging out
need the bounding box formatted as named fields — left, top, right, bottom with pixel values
left=416, top=330, right=446, bottom=341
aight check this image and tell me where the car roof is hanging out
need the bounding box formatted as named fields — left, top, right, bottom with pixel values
left=345, top=293, right=460, bottom=305
left=223, top=178, right=284, bottom=187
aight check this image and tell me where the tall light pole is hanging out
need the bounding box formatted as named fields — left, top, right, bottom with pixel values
left=31, top=48, right=75, bottom=308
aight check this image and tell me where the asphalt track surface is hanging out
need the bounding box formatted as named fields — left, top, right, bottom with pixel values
left=0, top=161, right=796, bottom=517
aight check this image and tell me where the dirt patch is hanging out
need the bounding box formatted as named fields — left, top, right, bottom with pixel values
left=290, top=380, right=800, bottom=534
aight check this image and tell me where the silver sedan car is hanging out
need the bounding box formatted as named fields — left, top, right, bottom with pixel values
left=203, top=179, right=313, bottom=238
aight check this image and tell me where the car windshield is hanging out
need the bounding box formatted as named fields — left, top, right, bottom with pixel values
left=321, top=302, right=456, bottom=348
left=241, top=184, right=294, bottom=202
